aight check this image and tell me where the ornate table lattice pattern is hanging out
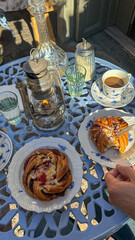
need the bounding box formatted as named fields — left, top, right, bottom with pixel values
left=0, top=52, right=135, bottom=240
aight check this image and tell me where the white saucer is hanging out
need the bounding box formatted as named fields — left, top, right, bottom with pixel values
left=91, top=78, right=135, bottom=108
left=0, top=131, right=13, bottom=171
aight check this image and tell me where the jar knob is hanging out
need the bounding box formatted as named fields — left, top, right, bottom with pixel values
left=82, top=38, right=87, bottom=49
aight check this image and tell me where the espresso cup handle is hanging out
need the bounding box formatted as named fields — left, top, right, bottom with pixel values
left=128, top=73, right=132, bottom=79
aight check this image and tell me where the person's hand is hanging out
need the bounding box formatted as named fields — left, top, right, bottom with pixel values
left=105, top=164, right=135, bottom=220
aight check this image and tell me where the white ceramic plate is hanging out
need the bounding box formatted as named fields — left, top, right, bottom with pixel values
left=7, top=137, right=83, bottom=213
left=91, top=78, right=135, bottom=108
left=78, top=108, right=135, bottom=168
left=0, top=131, right=13, bottom=171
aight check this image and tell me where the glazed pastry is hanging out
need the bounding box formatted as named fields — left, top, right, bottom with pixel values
left=22, top=149, right=72, bottom=201
left=89, top=116, right=128, bottom=154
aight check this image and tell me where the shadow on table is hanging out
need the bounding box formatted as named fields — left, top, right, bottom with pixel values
left=111, top=219, right=135, bottom=240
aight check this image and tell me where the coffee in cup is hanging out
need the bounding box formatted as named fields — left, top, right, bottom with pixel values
left=102, top=69, right=131, bottom=98
left=104, top=77, right=125, bottom=88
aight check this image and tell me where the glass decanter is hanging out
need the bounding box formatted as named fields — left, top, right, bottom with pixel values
left=28, top=0, right=68, bottom=76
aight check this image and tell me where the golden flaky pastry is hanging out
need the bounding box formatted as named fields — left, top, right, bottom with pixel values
left=22, top=149, right=72, bottom=201
left=89, top=116, right=128, bottom=154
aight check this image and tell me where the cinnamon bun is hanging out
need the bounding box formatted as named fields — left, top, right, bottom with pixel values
left=22, top=149, right=72, bottom=201
left=89, top=116, right=128, bottom=154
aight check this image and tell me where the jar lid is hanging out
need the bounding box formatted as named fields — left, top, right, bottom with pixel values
left=76, top=38, right=94, bottom=56
left=23, top=58, right=48, bottom=75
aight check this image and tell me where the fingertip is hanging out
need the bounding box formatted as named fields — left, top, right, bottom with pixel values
left=116, top=164, right=134, bottom=178
left=116, top=164, right=127, bottom=171
left=107, top=168, right=119, bottom=177
left=116, top=164, right=122, bottom=169
left=105, top=171, right=114, bottom=184
left=131, top=165, right=135, bottom=170
left=116, top=164, right=132, bottom=171
left=104, top=171, right=110, bottom=182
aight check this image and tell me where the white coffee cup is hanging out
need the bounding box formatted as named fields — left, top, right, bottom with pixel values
left=102, top=69, right=131, bottom=99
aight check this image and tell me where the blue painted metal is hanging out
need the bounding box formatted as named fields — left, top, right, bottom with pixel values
left=0, top=52, right=134, bottom=240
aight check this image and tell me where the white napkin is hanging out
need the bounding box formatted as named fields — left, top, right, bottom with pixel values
left=0, top=84, right=24, bottom=111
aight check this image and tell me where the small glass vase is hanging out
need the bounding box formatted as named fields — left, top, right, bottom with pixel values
left=28, top=0, right=68, bottom=76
